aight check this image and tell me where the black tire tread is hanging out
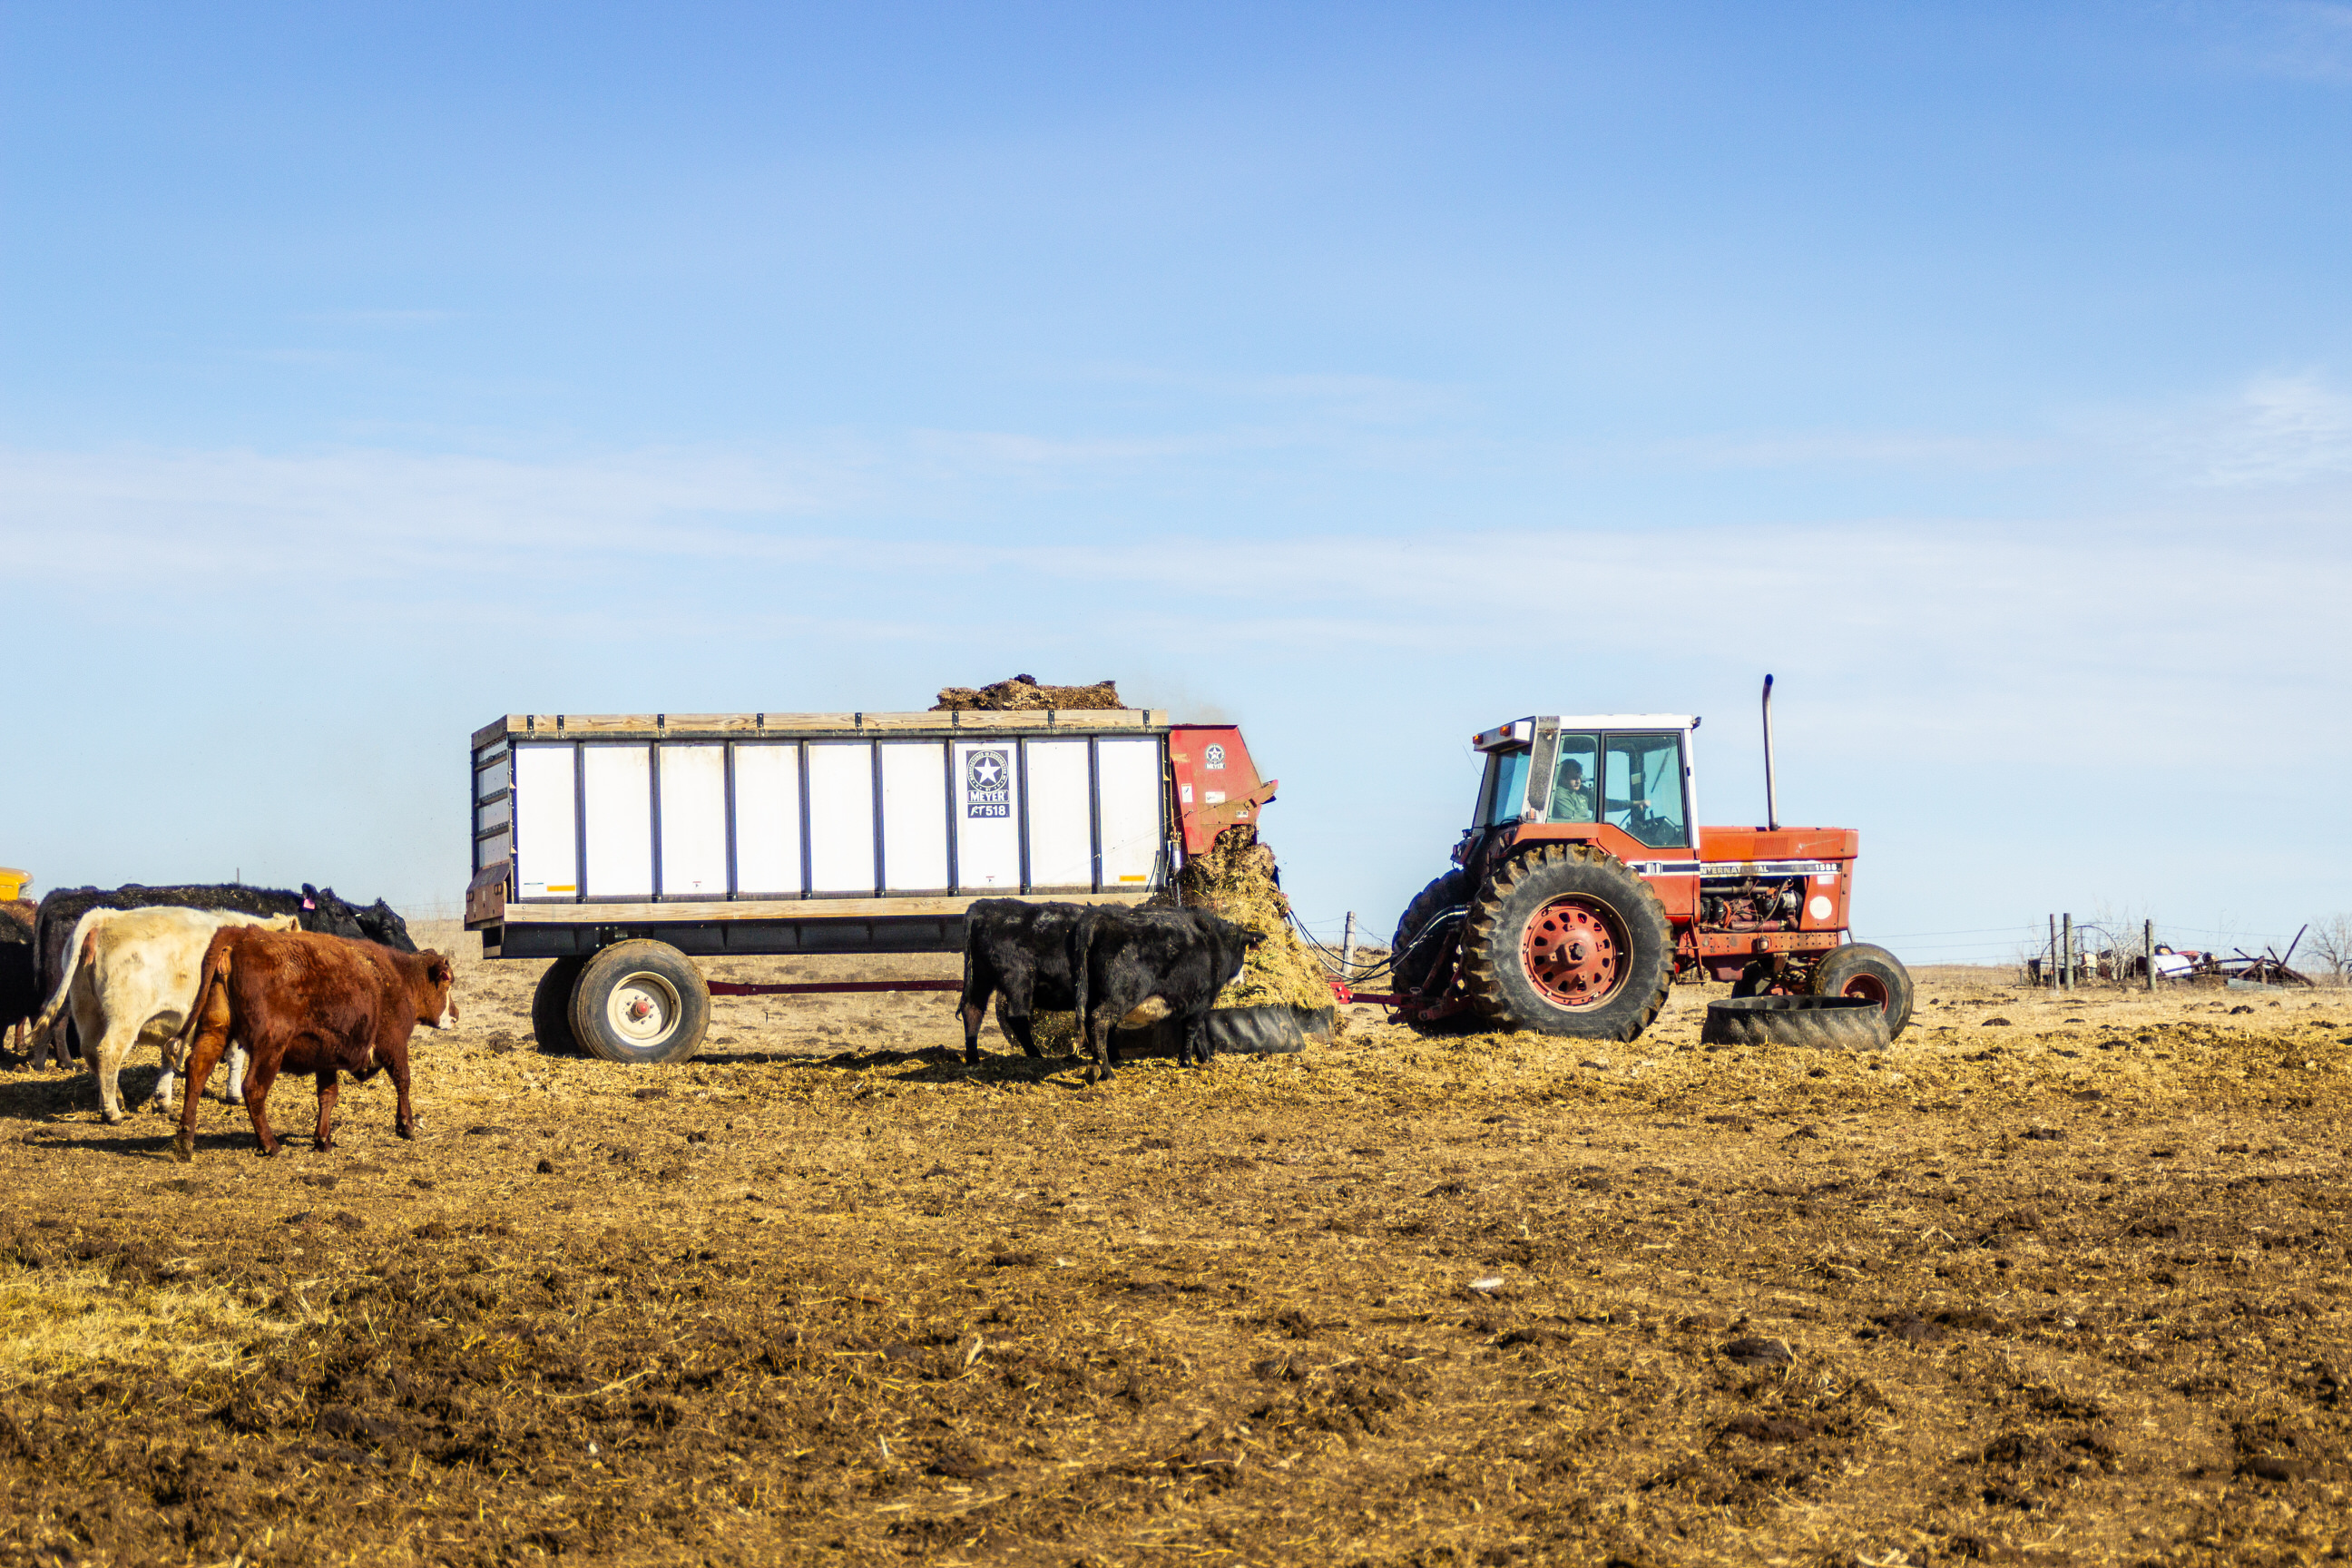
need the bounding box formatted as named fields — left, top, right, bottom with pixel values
left=1700, top=995, right=1890, bottom=1051
left=530, top=957, right=587, bottom=1055
left=1388, top=869, right=1468, bottom=999
left=1809, top=942, right=1916, bottom=1038
left=1460, top=844, right=1674, bottom=1043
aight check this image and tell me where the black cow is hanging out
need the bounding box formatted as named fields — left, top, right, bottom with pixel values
left=1069, top=907, right=1262, bottom=1081
left=1, top=901, right=35, bottom=1057
left=30, top=883, right=416, bottom=1060
left=956, top=898, right=1088, bottom=1065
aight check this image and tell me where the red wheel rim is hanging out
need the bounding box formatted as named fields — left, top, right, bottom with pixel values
left=1838, top=973, right=1890, bottom=1011
left=1521, top=896, right=1627, bottom=1008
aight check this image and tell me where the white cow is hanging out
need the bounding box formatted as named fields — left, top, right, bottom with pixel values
left=28, top=906, right=299, bottom=1122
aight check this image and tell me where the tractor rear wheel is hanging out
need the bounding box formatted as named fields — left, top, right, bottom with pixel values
left=1460, top=846, right=1674, bottom=1041
left=1809, top=943, right=1915, bottom=1038
left=1389, top=869, right=1469, bottom=1000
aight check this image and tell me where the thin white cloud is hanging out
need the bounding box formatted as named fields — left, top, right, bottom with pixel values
left=1653, top=430, right=2059, bottom=472
left=2199, top=1, right=2352, bottom=84
left=2190, top=373, right=2352, bottom=485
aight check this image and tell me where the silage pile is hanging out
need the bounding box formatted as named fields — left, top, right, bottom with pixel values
left=1151, top=825, right=1338, bottom=1017
left=1018, top=827, right=1339, bottom=1056
left=933, top=675, right=1124, bottom=711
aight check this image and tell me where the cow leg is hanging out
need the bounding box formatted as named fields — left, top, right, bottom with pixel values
left=241, top=1054, right=284, bottom=1158
left=389, top=1049, right=415, bottom=1141
left=313, top=1071, right=340, bottom=1152
left=173, top=1023, right=233, bottom=1163
left=91, top=1015, right=142, bottom=1125
left=1182, top=1010, right=1212, bottom=1068
left=958, top=994, right=990, bottom=1066
left=1084, top=1004, right=1121, bottom=1083
left=223, top=1042, right=249, bottom=1103
left=999, top=1003, right=1042, bottom=1057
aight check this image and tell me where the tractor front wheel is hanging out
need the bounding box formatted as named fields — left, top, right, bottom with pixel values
left=1461, top=846, right=1674, bottom=1041
left=1389, top=869, right=1469, bottom=999
left=1809, top=943, right=1915, bottom=1038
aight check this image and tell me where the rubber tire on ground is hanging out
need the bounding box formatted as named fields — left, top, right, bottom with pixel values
left=1200, top=1005, right=1309, bottom=1056
left=530, top=957, right=587, bottom=1054
left=1700, top=995, right=1890, bottom=1051
left=1460, top=845, right=1674, bottom=1042
left=568, top=941, right=711, bottom=1065
left=1809, top=943, right=1916, bottom=1038
left=1388, top=869, right=1468, bottom=999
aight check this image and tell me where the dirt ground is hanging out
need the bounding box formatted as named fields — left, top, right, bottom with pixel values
left=2, top=931, right=2348, bottom=1568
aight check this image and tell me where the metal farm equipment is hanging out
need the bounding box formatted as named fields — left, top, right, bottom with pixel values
left=1385, top=678, right=1913, bottom=1044
left=463, top=708, right=1277, bottom=1063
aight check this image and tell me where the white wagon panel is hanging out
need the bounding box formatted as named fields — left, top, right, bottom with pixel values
left=879, top=742, right=949, bottom=892
left=806, top=742, right=877, bottom=894
left=1096, top=737, right=1163, bottom=887
left=583, top=746, right=654, bottom=897
left=513, top=744, right=577, bottom=897
left=658, top=744, right=729, bottom=897
left=952, top=740, right=1020, bottom=891
left=1025, top=740, right=1092, bottom=889
left=732, top=743, right=802, bottom=896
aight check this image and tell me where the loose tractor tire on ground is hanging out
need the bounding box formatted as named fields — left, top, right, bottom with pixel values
left=1389, top=710, right=1912, bottom=1046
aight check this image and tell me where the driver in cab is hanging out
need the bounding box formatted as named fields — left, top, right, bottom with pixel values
left=1550, top=759, right=1595, bottom=822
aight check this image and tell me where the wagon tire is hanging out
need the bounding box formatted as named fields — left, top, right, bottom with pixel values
left=1460, top=845, right=1673, bottom=1042
left=570, top=942, right=710, bottom=1065
left=530, top=958, right=587, bottom=1054
left=1809, top=942, right=1915, bottom=1038
left=1700, top=995, right=1890, bottom=1052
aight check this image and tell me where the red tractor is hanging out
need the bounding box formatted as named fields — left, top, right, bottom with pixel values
left=1387, top=678, right=1912, bottom=1043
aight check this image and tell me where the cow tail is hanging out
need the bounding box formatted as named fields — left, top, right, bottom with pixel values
left=28, top=910, right=104, bottom=1046
left=960, top=925, right=977, bottom=1014
left=172, top=939, right=235, bottom=1064
left=1069, top=912, right=1093, bottom=1044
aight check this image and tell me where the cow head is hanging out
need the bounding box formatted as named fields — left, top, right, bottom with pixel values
left=300, top=886, right=418, bottom=953
left=414, top=952, right=459, bottom=1030
left=358, top=897, right=418, bottom=954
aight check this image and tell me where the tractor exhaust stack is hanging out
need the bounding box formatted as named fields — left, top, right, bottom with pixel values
left=1761, top=673, right=1779, bottom=831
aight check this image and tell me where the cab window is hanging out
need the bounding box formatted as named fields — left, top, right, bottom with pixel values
left=1478, top=748, right=1532, bottom=826
left=1601, top=733, right=1689, bottom=848
left=1547, top=731, right=1598, bottom=822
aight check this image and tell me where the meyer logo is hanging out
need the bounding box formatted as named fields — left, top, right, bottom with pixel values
left=1203, top=743, right=1226, bottom=770
left=965, top=749, right=1010, bottom=818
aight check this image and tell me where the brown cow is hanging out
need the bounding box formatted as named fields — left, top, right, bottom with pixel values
left=172, top=926, right=456, bottom=1161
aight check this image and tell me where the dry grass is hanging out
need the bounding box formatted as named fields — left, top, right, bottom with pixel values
left=0, top=1261, right=289, bottom=1388
left=1, top=945, right=2348, bottom=1567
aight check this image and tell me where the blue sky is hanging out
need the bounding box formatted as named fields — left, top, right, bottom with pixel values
left=6, top=2, right=2349, bottom=967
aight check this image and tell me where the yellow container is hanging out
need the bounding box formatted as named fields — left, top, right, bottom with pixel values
left=0, top=868, right=29, bottom=903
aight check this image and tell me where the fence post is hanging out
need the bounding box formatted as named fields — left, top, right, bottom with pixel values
left=2047, top=915, right=2056, bottom=989
left=1341, top=911, right=1357, bottom=978
left=2062, top=913, right=2074, bottom=991
left=2145, top=918, right=2156, bottom=993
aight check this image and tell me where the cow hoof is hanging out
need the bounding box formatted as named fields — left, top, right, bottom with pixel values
left=396, top=1123, right=415, bottom=1142
left=171, top=1140, right=193, bottom=1164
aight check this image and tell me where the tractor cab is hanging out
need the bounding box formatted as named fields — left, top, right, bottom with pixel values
left=1463, top=715, right=1699, bottom=863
